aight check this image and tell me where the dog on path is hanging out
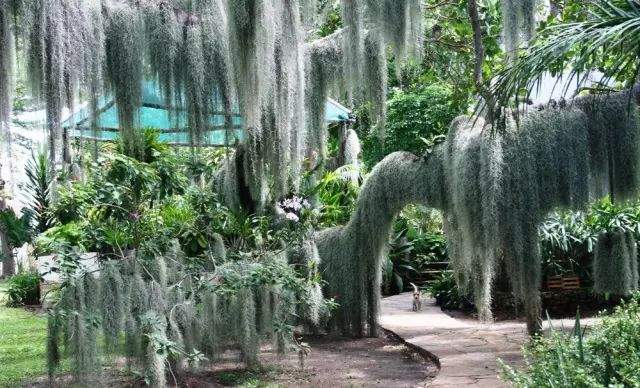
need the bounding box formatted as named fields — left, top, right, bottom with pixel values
left=411, top=283, right=421, bottom=311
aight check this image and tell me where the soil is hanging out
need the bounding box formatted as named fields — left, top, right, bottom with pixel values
left=26, top=332, right=437, bottom=388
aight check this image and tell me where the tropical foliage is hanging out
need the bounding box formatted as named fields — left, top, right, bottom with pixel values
left=503, top=294, right=640, bottom=387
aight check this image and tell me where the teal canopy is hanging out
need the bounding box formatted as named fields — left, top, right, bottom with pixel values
left=64, top=81, right=352, bottom=146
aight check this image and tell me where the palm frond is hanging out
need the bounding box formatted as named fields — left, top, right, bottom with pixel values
left=490, top=0, right=640, bottom=109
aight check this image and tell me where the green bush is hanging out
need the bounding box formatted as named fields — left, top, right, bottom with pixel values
left=5, top=272, right=40, bottom=306
left=357, top=83, right=464, bottom=168
left=426, top=272, right=474, bottom=311
left=503, top=294, right=640, bottom=387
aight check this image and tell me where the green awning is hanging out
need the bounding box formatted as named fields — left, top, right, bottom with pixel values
left=64, top=81, right=351, bottom=146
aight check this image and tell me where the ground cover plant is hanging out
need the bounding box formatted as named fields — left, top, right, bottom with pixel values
left=502, top=293, right=640, bottom=387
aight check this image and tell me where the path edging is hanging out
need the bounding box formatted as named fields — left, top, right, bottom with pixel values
left=381, top=326, right=441, bottom=370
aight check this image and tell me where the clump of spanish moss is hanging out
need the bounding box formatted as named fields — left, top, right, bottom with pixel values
left=46, top=310, right=61, bottom=380
left=306, top=32, right=343, bottom=160
left=211, top=232, right=227, bottom=260
left=0, top=5, right=13, bottom=124
left=141, top=312, right=167, bottom=388
left=101, top=262, right=125, bottom=352
left=341, top=0, right=364, bottom=102
left=105, top=3, right=144, bottom=159
left=236, top=287, right=260, bottom=368
left=272, top=287, right=296, bottom=354
left=57, top=277, right=100, bottom=382
left=47, top=245, right=329, bottom=386
left=200, top=290, right=219, bottom=359
left=363, top=30, right=387, bottom=137
left=593, top=231, right=639, bottom=296
left=257, top=285, right=274, bottom=336
left=501, top=0, right=537, bottom=60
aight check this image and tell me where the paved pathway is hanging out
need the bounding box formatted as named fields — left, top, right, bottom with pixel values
left=380, top=293, right=597, bottom=387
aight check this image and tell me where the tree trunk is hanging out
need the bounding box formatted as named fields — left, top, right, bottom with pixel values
left=0, top=121, right=14, bottom=277
left=0, top=230, right=13, bottom=278
left=467, top=0, right=496, bottom=122
left=0, top=196, right=14, bottom=278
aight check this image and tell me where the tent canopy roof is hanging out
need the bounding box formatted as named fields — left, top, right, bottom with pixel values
left=64, top=81, right=352, bottom=146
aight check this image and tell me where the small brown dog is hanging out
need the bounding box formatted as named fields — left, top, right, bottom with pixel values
left=411, top=283, right=421, bottom=311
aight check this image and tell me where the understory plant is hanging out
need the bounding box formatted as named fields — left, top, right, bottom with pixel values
left=5, top=272, right=40, bottom=306
left=502, top=293, right=640, bottom=387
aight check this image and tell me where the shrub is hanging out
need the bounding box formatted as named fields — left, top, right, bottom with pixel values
left=503, top=294, right=640, bottom=387
left=426, top=272, right=474, bottom=311
left=5, top=272, right=40, bottom=306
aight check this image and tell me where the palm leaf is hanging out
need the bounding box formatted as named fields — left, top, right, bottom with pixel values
left=490, top=0, right=640, bottom=110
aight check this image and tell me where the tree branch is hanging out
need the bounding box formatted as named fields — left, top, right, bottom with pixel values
left=467, top=0, right=496, bottom=122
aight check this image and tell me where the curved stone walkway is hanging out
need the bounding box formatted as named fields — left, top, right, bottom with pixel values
left=380, top=293, right=597, bottom=387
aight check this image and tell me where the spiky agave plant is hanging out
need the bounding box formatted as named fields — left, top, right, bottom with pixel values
left=25, top=150, right=53, bottom=233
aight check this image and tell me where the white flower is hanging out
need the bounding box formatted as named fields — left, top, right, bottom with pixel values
left=285, top=212, right=299, bottom=222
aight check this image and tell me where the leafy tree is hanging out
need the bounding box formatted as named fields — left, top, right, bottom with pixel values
left=358, top=84, right=464, bottom=167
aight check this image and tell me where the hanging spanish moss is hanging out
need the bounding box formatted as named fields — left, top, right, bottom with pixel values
left=363, top=30, right=387, bottom=137
left=141, top=313, right=167, bottom=388
left=104, top=3, right=144, bottom=159
left=501, top=0, right=536, bottom=59
left=306, top=32, right=343, bottom=160
left=631, top=235, right=640, bottom=291
left=593, top=231, right=639, bottom=296
left=101, top=261, right=125, bottom=352
left=0, top=0, right=425, bottom=210
left=0, top=4, right=13, bottom=124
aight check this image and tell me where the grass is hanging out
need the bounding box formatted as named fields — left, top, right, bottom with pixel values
left=0, top=280, right=50, bottom=387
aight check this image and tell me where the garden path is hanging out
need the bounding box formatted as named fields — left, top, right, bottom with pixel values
left=380, top=293, right=597, bottom=388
